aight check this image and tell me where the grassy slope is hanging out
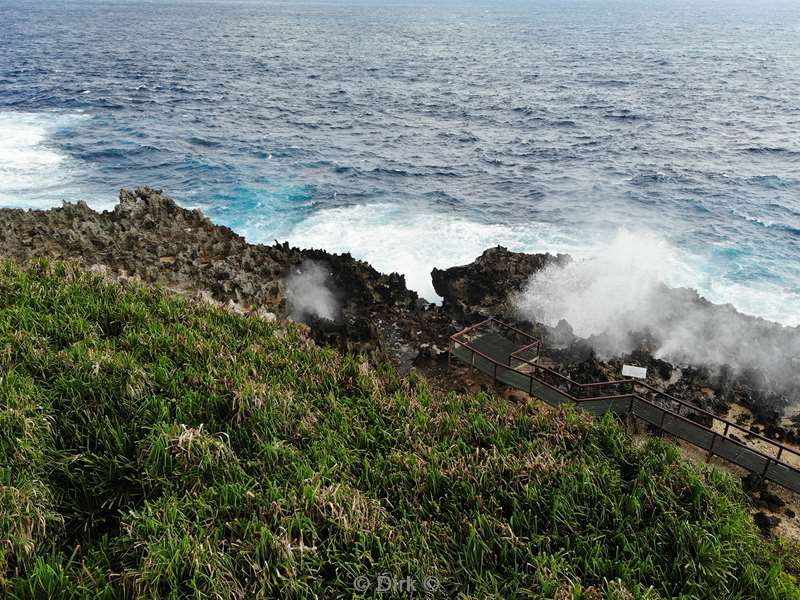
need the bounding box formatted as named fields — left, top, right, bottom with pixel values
left=0, top=259, right=797, bottom=600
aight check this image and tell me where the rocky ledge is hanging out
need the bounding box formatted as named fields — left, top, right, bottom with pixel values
left=2, top=188, right=798, bottom=430
left=0, top=188, right=455, bottom=371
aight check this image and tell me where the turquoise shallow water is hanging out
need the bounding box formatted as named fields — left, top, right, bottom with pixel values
left=1, top=0, right=799, bottom=323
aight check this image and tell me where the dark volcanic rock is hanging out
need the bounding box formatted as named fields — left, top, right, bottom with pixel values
left=760, top=491, right=786, bottom=512
left=1, top=188, right=796, bottom=428
left=546, top=339, right=598, bottom=371
left=545, top=319, right=577, bottom=348
left=0, top=188, right=453, bottom=370
left=431, top=246, right=570, bottom=322
left=742, top=473, right=768, bottom=494
left=753, top=512, right=781, bottom=537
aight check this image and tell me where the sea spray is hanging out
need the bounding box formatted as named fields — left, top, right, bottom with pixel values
left=514, top=230, right=800, bottom=394
left=285, top=260, right=339, bottom=322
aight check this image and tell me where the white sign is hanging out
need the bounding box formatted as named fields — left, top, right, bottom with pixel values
left=622, top=364, right=647, bottom=379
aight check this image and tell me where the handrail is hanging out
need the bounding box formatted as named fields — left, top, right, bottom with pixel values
left=490, top=318, right=540, bottom=343
left=449, top=319, right=800, bottom=491
left=512, top=343, right=800, bottom=462
left=452, top=317, right=539, bottom=344
left=511, top=340, right=543, bottom=362
left=582, top=379, right=635, bottom=388
left=591, top=391, right=793, bottom=469
left=452, top=317, right=494, bottom=339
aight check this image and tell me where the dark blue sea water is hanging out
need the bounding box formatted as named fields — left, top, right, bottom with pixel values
left=1, top=0, right=799, bottom=325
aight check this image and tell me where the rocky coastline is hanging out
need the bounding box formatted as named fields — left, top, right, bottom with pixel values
left=6, top=186, right=800, bottom=533
left=2, top=187, right=799, bottom=438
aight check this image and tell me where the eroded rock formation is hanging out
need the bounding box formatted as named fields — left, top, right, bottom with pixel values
left=432, top=246, right=570, bottom=322
left=0, top=188, right=450, bottom=370
left=1, top=187, right=797, bottom=428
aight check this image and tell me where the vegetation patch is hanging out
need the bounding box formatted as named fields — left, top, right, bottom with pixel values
left=0, top=260, right=797, bottom=599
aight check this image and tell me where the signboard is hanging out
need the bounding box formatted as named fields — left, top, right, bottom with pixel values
left=622, top=364, right=647, bottom=379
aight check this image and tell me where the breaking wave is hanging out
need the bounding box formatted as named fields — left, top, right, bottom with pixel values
left=0, top=111, right=92, bottom=208
left=285, top=205, right=800, bottom=327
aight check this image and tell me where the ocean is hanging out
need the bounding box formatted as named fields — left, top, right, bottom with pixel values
left=1, top=0, right=799, bottom=325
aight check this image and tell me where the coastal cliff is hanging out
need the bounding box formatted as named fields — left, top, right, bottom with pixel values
left=2, top=187, right=798, bottom=429
left=2, top=259, right=796, bottom=597
left=0, top=188, right=798, bottom=598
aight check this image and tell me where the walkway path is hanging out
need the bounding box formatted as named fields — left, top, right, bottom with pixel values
left=450, top=318, right=800, bottom=493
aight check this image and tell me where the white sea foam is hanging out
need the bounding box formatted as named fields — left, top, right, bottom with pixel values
left=0, top=111, right=90, bottom=208
left=514, top=229, right=800, bottom=333
left=282, top=202, right=586, bottom=302
left=514, top=229, right=800, bottom=387
left=283, top=203, right=800, bottom=328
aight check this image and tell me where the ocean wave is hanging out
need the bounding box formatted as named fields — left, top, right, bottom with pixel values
left=279, top=204, right=800, bottom=327
left=186, top=136, right=221, bottom=148
left=744, top=147, right=800, bottom=158
left=604, top=111, right=644, bottom=121
left=279, top=203, right=584, bottom=301
left=367, top=166, right=461, bottom=178
left=0, top=111, right=89, bottom=208
left=729, top=206, right=800, bottom=238
left=747, top=175, right=800, bottom=189
left=628, top=172, right=677, bottom=185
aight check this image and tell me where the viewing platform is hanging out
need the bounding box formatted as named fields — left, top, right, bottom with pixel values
left=450, top=318, right=800, bottom=494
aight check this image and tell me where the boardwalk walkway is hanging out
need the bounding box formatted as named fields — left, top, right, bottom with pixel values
left=450, top=318, right=800, bottom=493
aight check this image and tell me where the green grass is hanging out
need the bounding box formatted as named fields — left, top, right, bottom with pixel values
left=0, top=258, right=797, bottom=599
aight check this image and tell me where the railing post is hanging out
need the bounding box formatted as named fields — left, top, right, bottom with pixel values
left=723, top=422, right=730, bottom=438
left=493, top=362, right=497, bottom=385
left=707, top=433, right=717, bottom=463
left=762, top=457, right=772, bottom=479
left=777, top=447, right=784, bottom=461
left=529, top=374, right=533, bottom=397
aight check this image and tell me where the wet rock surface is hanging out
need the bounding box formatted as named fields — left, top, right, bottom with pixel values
left=432, top=246, right=570, bottom=322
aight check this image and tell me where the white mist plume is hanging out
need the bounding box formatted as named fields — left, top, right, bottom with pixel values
left=515, top=230, right=677, bottom=344
left=285, top=260, right=338, bottom=322
left=514, top=230, right=800, bottom=392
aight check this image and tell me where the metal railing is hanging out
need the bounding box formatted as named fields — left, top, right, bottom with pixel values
left=450, top=318, right=800, bottom=493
